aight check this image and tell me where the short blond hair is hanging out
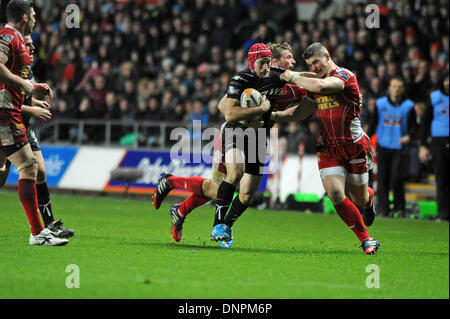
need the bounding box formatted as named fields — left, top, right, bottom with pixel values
left=268, top=42, right=293, bottom=60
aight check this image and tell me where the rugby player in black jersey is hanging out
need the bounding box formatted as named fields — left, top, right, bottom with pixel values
left=154, top=43, right=315, bottom=247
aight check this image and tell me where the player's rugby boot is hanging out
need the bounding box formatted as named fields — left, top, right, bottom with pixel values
left=361, top=238, right=380, bottom=255
left=170, top=204, right=184, bottom=242
left=153, top=172, right=173, bottom=209
left=29, top=228, right=69, bottom=246
left=220, top=230, right=233, bottom=248
left=210, top=224, right=231, bottom=242
left=0, top=160, right=11, bottom=188
left=362, top=190, right=376, bottom=227
left=47, top=219, right=74, bottom=238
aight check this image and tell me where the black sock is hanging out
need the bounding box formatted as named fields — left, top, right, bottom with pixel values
left=224, top=195, right=248, bottom=228
left=36, top=182, right=54, bottom=227
left=214, top=181, right=236, bottom=226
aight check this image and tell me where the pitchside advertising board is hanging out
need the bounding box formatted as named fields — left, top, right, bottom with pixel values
left=4, top=146, right=322, bottom=198
left=105, top=150, right=269, bottom=194
left=6, top=145, right=78, bottom=187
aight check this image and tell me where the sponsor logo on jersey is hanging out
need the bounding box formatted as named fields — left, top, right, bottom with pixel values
left=0, top=34, right=13, bottom=44
left=382, top=115, right=401, bottom=127
left=316, top=95, right=340, bottom=111
left=260, top=87, right=282, bottom=97
left=18, top=65, right=30, bottom=79
left=335, top=71, right=350, bottom=80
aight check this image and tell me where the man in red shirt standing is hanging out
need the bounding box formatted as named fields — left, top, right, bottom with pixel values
left=0, top=0, right=68, bottom=246
left=281, top=42, right=380, bottom=255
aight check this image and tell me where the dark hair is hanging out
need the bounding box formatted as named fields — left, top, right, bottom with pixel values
left=302, top=42, right=328, bottom=60
left=6, top=0, right=33, bottom=23
left=389, top=76, right=405, bottom=84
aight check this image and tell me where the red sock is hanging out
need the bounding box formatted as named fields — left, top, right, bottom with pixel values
left=334, top=197, right=371, bottom=242
left=18, top=179, right=44, bottom=236
left=178, top=194, right=210, bottom=217
left=167, top=176, right=205, bottom=195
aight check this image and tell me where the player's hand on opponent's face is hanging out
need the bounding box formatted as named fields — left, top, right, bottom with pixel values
left=20, top=79, right=34, bottom=96
left=280, top=70, right=293, bottom=82
left=260, top=95, right=271, bottom=113
left=33, top=82, right=53, bottom=99
left=30, top=106, right=52, bottom=121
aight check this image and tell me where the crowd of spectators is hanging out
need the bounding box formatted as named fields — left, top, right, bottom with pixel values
left=20, top=0, right=448, bottom=150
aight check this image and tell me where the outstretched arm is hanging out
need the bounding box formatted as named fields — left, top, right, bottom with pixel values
left=280, top=70, right=344, bottom=94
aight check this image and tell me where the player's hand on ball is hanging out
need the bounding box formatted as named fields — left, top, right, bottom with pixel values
left=260, top=95, right=271, bottom=113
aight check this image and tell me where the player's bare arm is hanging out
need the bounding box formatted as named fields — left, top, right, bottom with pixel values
left=296, top=71, right=320, bottom=78
left=21, top=105, right=52, bottom=121
left=280, top=70, right=344, bottom=94
left=271, top=96, right=316, bottom=122
left=0, top=52, right=33, bottom=95
left=218, top=94, right=270, bottom=122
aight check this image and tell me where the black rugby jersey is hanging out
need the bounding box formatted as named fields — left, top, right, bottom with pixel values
left=226, top=67, right=287, bottom=128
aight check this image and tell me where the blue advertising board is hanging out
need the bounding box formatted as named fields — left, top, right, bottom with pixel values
left=108, top=150, right=268, bottom=192
left=6, top=145, right=78, bottom=187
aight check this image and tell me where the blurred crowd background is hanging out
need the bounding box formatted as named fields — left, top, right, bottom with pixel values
left=2, top=0, right=449, bottom=159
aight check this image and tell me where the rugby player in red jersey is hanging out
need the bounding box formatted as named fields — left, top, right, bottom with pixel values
left=280, top=42, right=379, bottom=255
left=0, top=34, right=74, bottom=238
left=0, top=0, right=67, bottom=246
left=154, top=43, right=315, bottom=247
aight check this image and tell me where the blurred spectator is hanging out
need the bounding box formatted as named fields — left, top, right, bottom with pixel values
left=10, top=0, right=445, bottom=152
left=367, top=77, right=416, bottom=217
left=419, top=73, right=449, bottom=221
left=286, top=122, right=304, bottom=155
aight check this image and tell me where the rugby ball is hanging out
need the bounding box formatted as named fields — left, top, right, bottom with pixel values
left=240, top=88, right=262, bottom=108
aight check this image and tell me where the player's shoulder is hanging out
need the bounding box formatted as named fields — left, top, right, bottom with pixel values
left=230, top=68, right=255, bottom=83
left=0, top=26, right=21, bottom=47
left=333, top=67, right=355, bottom=81
left=269, top=66, right=285, bottom=76
left=375, top=96, right=389, bottom=107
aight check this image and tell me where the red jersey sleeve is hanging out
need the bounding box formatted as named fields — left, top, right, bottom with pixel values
left=332, top=69, right=353, bottom=88
left=0, top=33, right=14, bottom=58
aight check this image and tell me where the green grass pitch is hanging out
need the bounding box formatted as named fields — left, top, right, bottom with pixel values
left=0, top=190, right=448, bottom=299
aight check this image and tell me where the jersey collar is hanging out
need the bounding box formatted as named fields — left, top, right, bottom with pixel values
left=5, top=24, right=25, bottom=42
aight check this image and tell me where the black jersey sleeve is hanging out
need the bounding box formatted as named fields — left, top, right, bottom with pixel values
left=226, top=69, right=256, bottom=100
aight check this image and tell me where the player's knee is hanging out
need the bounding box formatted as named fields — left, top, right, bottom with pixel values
left=328, top=189, right=345, bottom=205
left=19, top=163, right=37, bottom=180
left=225, top=170, right=243, bottom=185
left=239, top=193, right=253, bottom=205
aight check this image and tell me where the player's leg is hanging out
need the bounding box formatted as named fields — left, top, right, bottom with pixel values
left=6, top=144, right=68, bottom=246
left=34, top=150, right=74, bottom=238
left=216, top=173, right=261, bottom=248
left=321, top=170, right=378, bottom=254
left=347, top=137, right=376, bottom=226
left=221, top=173, right=261, bottom=238
left=153, top=172, right=207, bottom=209
left=169, top=183, right=214, bottom=242
left=212, top=148, right=244, bottom=227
